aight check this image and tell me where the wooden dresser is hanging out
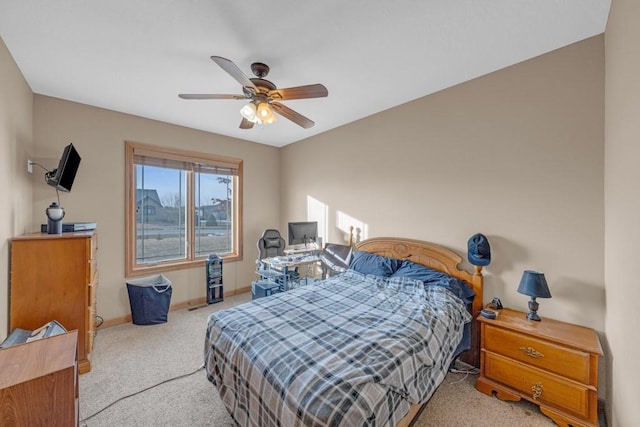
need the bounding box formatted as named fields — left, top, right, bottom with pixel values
left=10, top=231, right=98, bottom=374
left=476, top=308, right=602, bottom=427
left=0, top=331, right=78, bottom=426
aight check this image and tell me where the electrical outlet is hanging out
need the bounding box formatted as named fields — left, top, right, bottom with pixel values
left=27, top=160, right=33, bottom=174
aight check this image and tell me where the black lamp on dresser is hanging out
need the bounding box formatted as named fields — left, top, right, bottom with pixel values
left=517, top=270, right=551, bottom=321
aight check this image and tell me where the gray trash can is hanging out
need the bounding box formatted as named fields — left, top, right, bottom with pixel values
left=126, top=274, right=172, bottom=325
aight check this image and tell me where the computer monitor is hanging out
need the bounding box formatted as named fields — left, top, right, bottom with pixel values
left=287, top=221, right=318, bottom=247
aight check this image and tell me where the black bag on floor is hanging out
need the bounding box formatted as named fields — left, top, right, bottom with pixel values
left=126, top=274, right=172, bottom=325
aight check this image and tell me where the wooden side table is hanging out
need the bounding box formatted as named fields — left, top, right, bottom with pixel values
left=0, top=331, right=79, bottom=426
left=476, top=308, right=602, bottom=427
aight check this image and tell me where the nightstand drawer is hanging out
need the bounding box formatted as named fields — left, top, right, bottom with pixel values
left=484, top=324, right=590, bottom=384
left=484, top=351, right=591, bottom=419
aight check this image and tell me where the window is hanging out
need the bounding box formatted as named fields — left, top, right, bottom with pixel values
left=125, top=141, right=243, bottom=276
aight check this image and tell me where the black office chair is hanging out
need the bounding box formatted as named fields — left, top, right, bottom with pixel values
left=257, top=229, right=286, bottom=261
left=256, top=229, right=299, bottom=284
left=319, top=243, right=353, bottom=279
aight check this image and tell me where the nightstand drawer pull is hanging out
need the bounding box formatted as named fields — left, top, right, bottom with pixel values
left=519, top=346, right=544, bottom=358
left=532, top=382, right=543, bottom=400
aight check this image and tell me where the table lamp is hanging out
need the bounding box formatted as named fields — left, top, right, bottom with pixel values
left=46, top=202, right=65, bottom=234
left=517, top=270, right=551, bottom=321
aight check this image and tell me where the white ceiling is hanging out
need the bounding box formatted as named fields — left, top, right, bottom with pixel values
left=0, top=1, right=610, bottom=147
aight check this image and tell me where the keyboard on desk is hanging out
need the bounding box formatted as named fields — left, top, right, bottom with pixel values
left=284, top=244, right=319, bottom=255
left=268, top=254, right=319, bottom=265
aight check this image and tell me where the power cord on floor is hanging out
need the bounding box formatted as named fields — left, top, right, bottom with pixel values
left=447, top=358, right=480, bottom=385
left=79, top=364, right=205, bottom=426
left=448, top=367, right=480, bottom=375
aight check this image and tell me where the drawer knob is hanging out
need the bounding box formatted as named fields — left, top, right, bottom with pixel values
left=519, top=346, right=544, bottom=358
left=532, top=382, right=543, bottom=400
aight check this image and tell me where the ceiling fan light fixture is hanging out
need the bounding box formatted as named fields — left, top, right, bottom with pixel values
left=183, top=56, right=323, bottom=129
left=262, top=113, right=277, bottom=124
left=257, top=102, right=275, bottom=122
left=240, top=102, right=257, bottom=122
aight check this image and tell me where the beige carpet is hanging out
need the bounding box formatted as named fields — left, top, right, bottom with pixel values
left=79, top=293, right=555, bottom=427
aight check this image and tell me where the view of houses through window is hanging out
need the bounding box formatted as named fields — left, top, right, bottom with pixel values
left=136, top=167, right=234, bottom=263
left=126, top=142, right=242, bottom=274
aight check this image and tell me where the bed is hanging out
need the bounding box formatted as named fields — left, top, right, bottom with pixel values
left=205, top=237, right=484, bottom=427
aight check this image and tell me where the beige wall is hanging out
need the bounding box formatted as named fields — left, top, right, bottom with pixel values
left=605, top=0, right=640, bottom=425
left=283, top=36, right=605, bottom=342
left=0, top=38, right=34, bottom=340
left=32, top=96, right=280, bottom=322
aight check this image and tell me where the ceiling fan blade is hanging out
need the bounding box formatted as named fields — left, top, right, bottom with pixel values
left=178, top=94, right=246, bottom=100
left=269, top=84, right=328, bottom=101
left=211, top=56, right=256, bottom=90
left=271, top=102, right=315, bottom=129
left=239, top=118, right=254, bottom=129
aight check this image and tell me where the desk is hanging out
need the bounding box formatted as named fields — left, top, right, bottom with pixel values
left=258, top=253, right=320, bottom=291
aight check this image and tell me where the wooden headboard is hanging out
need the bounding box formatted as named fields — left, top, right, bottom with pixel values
left=356, top=236, right=483, bottom=367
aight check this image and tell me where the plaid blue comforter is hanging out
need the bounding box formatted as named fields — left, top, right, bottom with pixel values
left=205, top=270, right=471, bottom=427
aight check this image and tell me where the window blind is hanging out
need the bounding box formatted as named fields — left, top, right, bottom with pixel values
left=133, top=147, right=240, bottom=176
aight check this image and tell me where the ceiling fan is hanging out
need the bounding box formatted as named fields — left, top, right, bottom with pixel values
left=179, top=56, right=328, bottom=129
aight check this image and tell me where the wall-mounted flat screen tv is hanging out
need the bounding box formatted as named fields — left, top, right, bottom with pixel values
left=45, top=143, right=81, bottom=192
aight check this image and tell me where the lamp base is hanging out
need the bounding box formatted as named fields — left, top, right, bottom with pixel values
left=526, top=296, right=541, bottom=321
left=525, top=311, right=541, bottom=321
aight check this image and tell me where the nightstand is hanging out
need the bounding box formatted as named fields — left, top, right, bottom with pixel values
left=476, top=308, right=602, bottom=427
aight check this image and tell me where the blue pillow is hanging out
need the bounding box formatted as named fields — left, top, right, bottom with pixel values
left=349, top=251, right=402, bottom=277
left=391, top=259, right=475, bottom=304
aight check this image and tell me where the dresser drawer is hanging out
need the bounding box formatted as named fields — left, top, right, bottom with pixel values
left=484, top=324, right=591, bottom=384
left=484, top=351, right=592, bottom=419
